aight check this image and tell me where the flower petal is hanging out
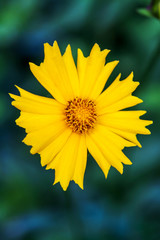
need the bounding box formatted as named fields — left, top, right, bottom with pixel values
left=90, top=60, right=119, bottom=99
left=78, top=44, right=110, bottom=98
left=94, top=124, right=135, bottom=149
left=42, top=42, right=74, bottom=101
left=86, top=134, right=111, bottom=178
left=97, top=95, right=143, bottom=114
left=63, top=44, right=80, bottom=96
left=77, top=48, right=87, bottom=91
left=40, top=128, right=72, bottom=167
left=100, top=110, right=147, bottom=119
left=105, top=127, right=142, bottom=147
left=71, top=135, right=87, bottom=189
left=47, top=133, right=87, bottom=190
left=87, top=126, right=131, bottom=174
left=23, top=120, right=67, bottom=154
left=29, top=62, right=66, bottom=104
left=96, top=72, right=140, bottom=112
left=16, top=112, right=64, bottom=133
left=98, top=111, right=153, bottom=135
left=9, top=87, right=64, bottom=114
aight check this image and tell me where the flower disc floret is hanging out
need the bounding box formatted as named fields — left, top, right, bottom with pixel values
left=64, top=97, right=97, bottom=134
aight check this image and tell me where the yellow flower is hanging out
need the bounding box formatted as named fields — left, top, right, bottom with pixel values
left=10, top=41, right=152, bottom=190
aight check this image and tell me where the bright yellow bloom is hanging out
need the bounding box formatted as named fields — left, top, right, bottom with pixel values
left=10, top=41, right=152, bottom=190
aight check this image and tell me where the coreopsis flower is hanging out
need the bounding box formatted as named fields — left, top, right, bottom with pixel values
left=10, top=41, right=152, bottom=190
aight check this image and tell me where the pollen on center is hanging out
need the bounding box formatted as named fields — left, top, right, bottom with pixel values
left=64, top=97, right=97, bottom=134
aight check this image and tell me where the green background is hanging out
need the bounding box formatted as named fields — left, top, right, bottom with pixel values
left=0, top=0, right=160, bottom=239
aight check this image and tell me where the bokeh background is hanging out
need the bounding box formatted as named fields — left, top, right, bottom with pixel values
left=0, top=0, right=160, bottom=239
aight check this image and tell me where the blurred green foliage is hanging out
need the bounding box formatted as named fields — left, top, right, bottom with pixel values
left=0, top=0, right=160, bottom=240
left=138, top=0, right=160, bottom=19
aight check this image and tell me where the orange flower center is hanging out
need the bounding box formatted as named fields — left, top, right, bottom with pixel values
left=64, top=97, right=97, bottom=134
